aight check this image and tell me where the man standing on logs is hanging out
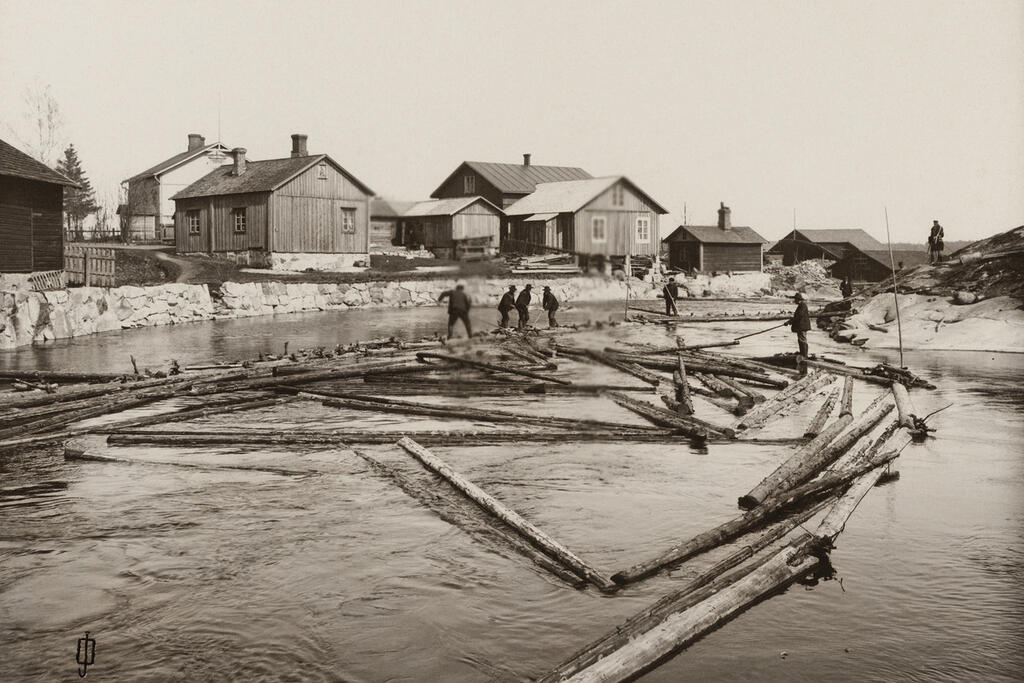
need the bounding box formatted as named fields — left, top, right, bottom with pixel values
left=438, top=282, right=472, bottom=339
left=516, top=284, right=533, bottom=330
left=928, top=219, right=945, bottom=263
left=789, top=292, right=811, bottom=360
left=662, top=277, right=680, bottom=316
left=542, top=286, right=559, bottom=328
left=498, top=285, right=517, bottom=328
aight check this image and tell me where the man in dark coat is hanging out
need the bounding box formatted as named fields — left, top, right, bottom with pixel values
left=516, top=284, right=533, bottom=329
left=497, top=285, right=516, bottom=328
left=789, top=291, right=811, bottom=358
left=438, top=283, right=472, bottom=339
left=542, top=286, right=559, bottom=327
left=662, top=277, right=680, bottom=315
left=928, top=220, right=945, bottom=263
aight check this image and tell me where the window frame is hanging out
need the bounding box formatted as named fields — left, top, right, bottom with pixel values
left=186, top=209, right=201, bottom=236
left=341, top=207, right=357, bottom=234
left=231, top=207, right=247, bottom=234
left=612, top=184, right=624, bottom=206
left=635, top=214, right=651, bottom=244
left=463, top=174, right=475, bottom=194
left=317, top=161, right=328, bottom=180
left=591, top=215, right=607, bottom=243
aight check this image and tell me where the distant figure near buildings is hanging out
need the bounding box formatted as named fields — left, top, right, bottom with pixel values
left=663, top=277, right=680, bottom=316
left=789, top=292, right=811, bottom=359
left=438, top=283, right=472, bottom=339
left=542, top=286, right=559, bottom=327
left=840, top=275, right=853, bottom=298
left=928, top=220, right=945, bottom=263
left=516, top=284, right=533, bottom=329
left=498, top=285, right=517, bottom=328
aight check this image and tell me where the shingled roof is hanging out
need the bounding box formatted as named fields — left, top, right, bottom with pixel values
left=403, top=196, right=503, bottom=217
left=663, top=224, right=766, bottom=244
left=852, top=249, right=929, bottom=269
left=171, top=154, right=374, bottom=200
left=504, top=176, right=668, bottom=216
left=0, top=138, right=77, bottom=186
left=793, top=229, right=884, bottom=250
left=431, top=160, right=591, bottom=198
left=371, top=198, right=420, bottom=218
left=127, top=143, right=230, bottom=182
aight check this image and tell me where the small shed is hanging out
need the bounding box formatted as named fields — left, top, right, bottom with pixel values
left=0, top=138, right=77, bottom=274
left=827, top=249, right=929, bottom=282
left=662, top=203, right=766, bottom=272
left=768, top=229, right=884, bottom=265
left=401, top=196, right=503, bottom=259
left=370, top=198, right=418, bottom=249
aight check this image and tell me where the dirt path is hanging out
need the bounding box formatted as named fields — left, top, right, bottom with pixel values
left=151, top=251, right=201, bottom=283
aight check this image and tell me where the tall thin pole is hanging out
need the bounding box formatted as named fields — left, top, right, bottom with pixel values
left=884, top=207, right=905, bottom=367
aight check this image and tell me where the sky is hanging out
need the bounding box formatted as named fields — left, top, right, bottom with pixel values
left=1, top=0, right=1021, bottom=243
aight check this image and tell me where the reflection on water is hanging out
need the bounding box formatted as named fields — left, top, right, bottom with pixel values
left=1, top=303, right=1022, bottom=681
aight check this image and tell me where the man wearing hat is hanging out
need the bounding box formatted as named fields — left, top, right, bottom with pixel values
left=928, top=220, right=945, bottom=264
left=662, top=277, right=680, bottom=316
left=497, top=285, right=517, bottom=328
left=515, top=284, right=533, bottom=330
left=438, top=282, right=472, bottom=339
left=789, top=292, right=811, bottom=359
left=542, top=285, right=559, bottom=328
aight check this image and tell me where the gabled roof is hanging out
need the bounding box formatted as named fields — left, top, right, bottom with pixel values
left=793, top=229, right=884, bottom=250
left=503, top=176, right=668, bottom=216
left=371, top=198, right=420, bottom=218
left=838, top=249, right=929, bottom=269
left=431, top=160, right=592, bottom=197
left=0, top=138, right=77, bottom=186
left=127, top=143, right=230, bottom=182
left=663, top=224, right=766, bottom=244
left=171, top=154, right=374, bottom=200
left=403, top=196, right=503, bottom=217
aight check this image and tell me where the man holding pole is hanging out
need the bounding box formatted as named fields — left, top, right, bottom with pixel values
left=438, top=282, right=472, bottom=339
left=516, top=284, right=533, bottom=330
left=662, top=277, right=680, bottom=316
left=789, top=292, right=811, bottom=359
left=497, top=285, right=516, bottom=328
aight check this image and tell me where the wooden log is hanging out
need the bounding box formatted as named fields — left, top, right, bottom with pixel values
left=840, top=375, right=854, bottom=416
left=672, top=369, right=694, bottom=416
left=715, top=375, right=766, bottom=404
left=693, top=372, right=733, bottom=397
left=804, top=387, right=840, bottom=437
left=736, top=373, right=835, bottom=431
left=609, top=353, right=788, bottom=389
left=100, top=396, right=290, bottom=431
left=415, top=352, right=570, bottom=385
left=607, top=391, right=734, bottom=439
left=396, top=437, right=617, bottom=591
left=645, top=340, right=741, bottom=353
left=0, top=369, right=129, bottom=384
left=891, top=382, right=915, bottom=428
left=740, top=395, right=894, bottom=509
left=0, top=390, right=169, bottom=441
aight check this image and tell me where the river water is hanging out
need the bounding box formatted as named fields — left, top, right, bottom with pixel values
left=1, top=302, right=1022, bottom=681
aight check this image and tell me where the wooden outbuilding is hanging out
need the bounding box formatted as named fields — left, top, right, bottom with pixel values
left=0, top=138, right=77, bottom=274
left=370, top=198, right=418, bottom=250
left=767, top=228, right=884, bottom=265
left=400, top=197, right=503, bottom=259
left=662, top=203, right=767, bottom=273
left=503, top=176, right=667, bottom=261
left=172, top=135, right=375, bottom=271
left=827, top=249, right=928, bottom=282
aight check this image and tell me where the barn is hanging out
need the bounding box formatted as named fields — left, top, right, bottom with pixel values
left=767, top=228, right=884, bottom=265
left=172, top=135, right=375, bottom=271
left=0, top=138, right=77, bottom=275
left=503, top=176, right=667, bottom=262
left=827, top=249, right=929, bottom=282
left=400, top=197, right=503, bottom=259
left=662, top=203, right=766, bottom=273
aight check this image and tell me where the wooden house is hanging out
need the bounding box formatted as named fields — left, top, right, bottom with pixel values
left=124, top=134, right=231, bottom=241
left=431, top=155, right=592, bottom=209
left=662, top=203, right=767, bottom=272
left=827, top=249, right=928, bottom=282
left=370, top=198, right=418, bottom=250
left=503, top=176, right=667, bottom=261
left=767, top=229, right=884, bottom=265
left=0, top=138, right=77, bottom=274
left=171, top=135, right=375, bottom=271
left=400, top=197, right=503, bottom=259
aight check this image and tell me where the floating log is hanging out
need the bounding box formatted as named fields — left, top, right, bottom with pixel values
left=892, top=382, right=915, bottom=428
left=102, top=395, right=290, bottom=431
left=0, top=370, right=129, bottom=384
left=736, top=373, right=835, bottom=431
left=415, top=351, right=570, bottom=385
left=673, top=360, right=694, bottom=415
left=604, top=353, right=788, bottom=389
left=804, top=387, right=840, bottom=438
left=715, top=375, right=766, bottom=404
left=0, top=390, right=171, bottom=442
left=840, top=375, right=854, bottom=416
left=607, top=391, right=734, bottom=439
left=693, top=372, right=732, bottom=397
left=397, top=437, right=617, bottom=591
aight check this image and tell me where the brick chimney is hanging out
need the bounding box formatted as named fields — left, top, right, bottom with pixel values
left=231, top=147, right=247, bottom=175
left=291, top=134, right=309, bottom=158
left=523, top=153, right=531, bottom=167
left=718, top=202, right=731, bottom=231
left=187, top=133, right=206, bottom=151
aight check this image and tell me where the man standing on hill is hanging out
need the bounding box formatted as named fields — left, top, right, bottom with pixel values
left=542, top=286, right=559, bottom=327
left=438, top=283, right=472, bottom=339
left=497, top=285, right=516, bottom=328
left=516, top=284, right=533, bottom=330
left=789, top=292, right=811, bottom=360
left=662, top=277, right=680, bottom=316
left=928, top=220, right=945, bottom=263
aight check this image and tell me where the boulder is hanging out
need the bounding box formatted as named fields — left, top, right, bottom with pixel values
left=954, top=290, right=977, bottom=305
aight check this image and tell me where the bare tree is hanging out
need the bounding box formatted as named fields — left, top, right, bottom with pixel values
left=20, top=83, right=64, bottom=166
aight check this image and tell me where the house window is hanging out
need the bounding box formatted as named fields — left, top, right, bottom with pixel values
left=635, top=214, right=651, bottom=243
left=186, top=210, right=201, bottom=235
left=341, top=208, right=356, bottom=233
left=612, top=184, right=624, bottom=206
left=232, top=208, right=247, bottom=233
left=592, top=215, right=607, bottom=242
left=317, top=161, right=328, bottom=179
left=463, top=175, right=475, bottom=194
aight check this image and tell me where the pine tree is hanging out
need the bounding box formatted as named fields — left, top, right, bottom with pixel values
left=56, top=144, right=99, bottom=239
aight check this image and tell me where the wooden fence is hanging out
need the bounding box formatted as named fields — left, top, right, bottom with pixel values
left=65, top=245, right=116, bottom=287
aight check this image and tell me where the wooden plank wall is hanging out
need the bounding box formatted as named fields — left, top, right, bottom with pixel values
left=701, top=244, right=763, bottom=272
left=0, top=204, right=32, bottom=271
left=451, top=209, right=499, bottom=243
left=65, top=245, right=116, bottom=286
left=272, top=162, right=370, bottom=253
left=573, top=181, right=660, bottom=256
left=0, top=176, right=64, bottom=273
left=208, top=193, right=268, bottom=252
